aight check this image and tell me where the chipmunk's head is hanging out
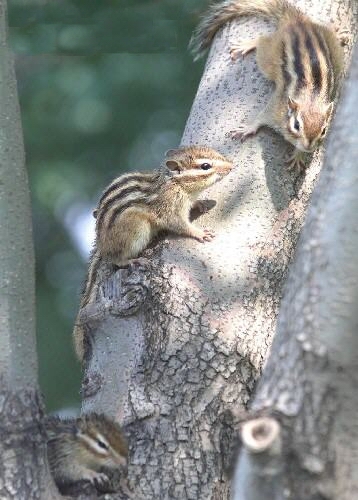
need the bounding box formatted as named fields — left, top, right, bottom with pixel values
left=285, top=97, right=333, bottom=153
left=163, top=145, right=233, bottom=194
left=76, top=413, right=128, bottom=471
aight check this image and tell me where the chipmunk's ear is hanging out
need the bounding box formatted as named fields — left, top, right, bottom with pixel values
left=93, top=208, right=98, bottom=218
left=165, top=159, right=183, bottom=173
left=287, top=96, right=299, bottom=113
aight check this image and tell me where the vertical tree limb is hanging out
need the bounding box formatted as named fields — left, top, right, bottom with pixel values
left=233, top=417, right=283, bottom=500
left=81, top=1, right=357, bottom=498
left=0, top=1, right=60, bottom=497
left=233, top=41, right=358, bottom=500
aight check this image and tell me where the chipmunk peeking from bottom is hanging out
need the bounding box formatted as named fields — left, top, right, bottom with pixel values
left=45, top=413, right=131, bottom=496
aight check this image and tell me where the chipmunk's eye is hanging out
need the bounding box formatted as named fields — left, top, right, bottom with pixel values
left=97, top=439, right=109, bottom=450
left=293, top=119, right=300, bottom=132
left=200, top=163, right=211, bottom=170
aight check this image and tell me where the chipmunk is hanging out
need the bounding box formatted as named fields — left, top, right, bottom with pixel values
left=189, top=0, right=344, bottom=171
left=45, top=413, right=129, bottom=495
left=73, top=145, right=233, bottom=361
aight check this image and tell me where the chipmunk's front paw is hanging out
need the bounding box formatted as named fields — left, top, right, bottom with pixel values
left=82, top=470, right=109, bottom=486
left=202, top=228, right=215, bottom=241
left=229, top=125, right=258, bottom=142
left=285, top=150, right=307, bottom=174
left=191, top=227, right=215, bottom=243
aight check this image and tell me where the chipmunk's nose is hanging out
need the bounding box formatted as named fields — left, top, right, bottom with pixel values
left=306, top=142, right=315, bottom=152
left=219, top=160, right=234, bottom=174
left=298, top=139, right=314, bottom=153
left=304, top=137, right=317, bottom=152
left=115, top=454, right=128, bottom=468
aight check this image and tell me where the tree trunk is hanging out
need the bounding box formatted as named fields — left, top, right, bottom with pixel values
left=80, top=1, right=357, bottom=498
left=0, top=1, right=60, bottom=498
left=233, top=41, right=358, bottom=500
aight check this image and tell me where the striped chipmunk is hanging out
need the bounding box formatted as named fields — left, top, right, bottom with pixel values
left=45, top=413, right=129, bottom=494
left=189, top=0, right=344, bottom=171
left=73, top=145, right=233, bottom=361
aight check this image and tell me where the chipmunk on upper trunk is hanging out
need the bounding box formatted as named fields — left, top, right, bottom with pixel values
left=45, top=413, right=129, bottom=495
left=189, top=0, right=344, bottom=171
left=73, top=145, right=233, bottom=361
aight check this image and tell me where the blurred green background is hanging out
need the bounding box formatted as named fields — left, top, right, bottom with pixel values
left=8, top=0, right=206, bottom=413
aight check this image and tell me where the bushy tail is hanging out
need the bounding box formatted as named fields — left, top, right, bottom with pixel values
left=189, top=0, right=303, bottom=60
left=73, top=322, right=86, bottom=362
left=73, top=248, right=102, bottom=362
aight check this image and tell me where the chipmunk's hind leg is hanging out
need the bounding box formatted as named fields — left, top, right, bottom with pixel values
left=255, top=32, right=283, bottom=82
left=230, top=32, right=281, bottom=81
left=119, top=210, right=155, bottom=266
left=102, top=209, right=155, bottom=267
left=230, top=36, right=261, bottom=60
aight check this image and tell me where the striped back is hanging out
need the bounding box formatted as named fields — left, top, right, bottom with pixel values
left=95, top=172, right=162, bottom=234
left=280, top=21, right=336, bottom=102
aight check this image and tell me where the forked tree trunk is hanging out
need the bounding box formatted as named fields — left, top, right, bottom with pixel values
left=0, top=1, right=60, bottom=498
left=80, top=1, right=357, bottom=499
left=233, top=42, right=358, bottom=500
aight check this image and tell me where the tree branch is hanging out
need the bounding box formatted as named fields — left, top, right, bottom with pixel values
left=233, top=417, right=283, bottom=500
left=233, top=35, right=358, bottom=500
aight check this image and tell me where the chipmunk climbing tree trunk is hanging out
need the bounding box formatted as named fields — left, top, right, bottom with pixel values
left=0, top=1, right=61, bottom=498
left=232, top=42, right=358, bottom=500
left=81, top=1, right=357, bottom=499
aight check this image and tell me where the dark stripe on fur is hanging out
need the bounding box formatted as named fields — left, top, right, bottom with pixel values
left=304, top=30, right=322, bottom=92
left=281, top=40, right=292, bottom=94
left=98, top=174, right=152, bottom=206
left=292, top=28, right=306, bottom=92
left=96, top=185, right=155, bottom=230
left=106, top=197, right=151, bottom=230
left=312, top=26, right=334, bottom=98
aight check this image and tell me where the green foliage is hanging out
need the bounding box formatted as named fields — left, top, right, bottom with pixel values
left=8, top=0, right=206, bottom=411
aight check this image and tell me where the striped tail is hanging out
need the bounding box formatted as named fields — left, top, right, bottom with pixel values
left=189, top=0, right=303, bottom=60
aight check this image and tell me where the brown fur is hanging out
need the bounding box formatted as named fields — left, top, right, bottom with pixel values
left=45, top=413, right=127, bottom=490
left=191, top=0, right=344, bottom=170
left=73, top=146, right=233, bottom=361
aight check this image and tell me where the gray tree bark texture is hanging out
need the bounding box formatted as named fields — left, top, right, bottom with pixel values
left=0, top=1, right=60, bottom=498
left=233, top=42, right=358, bottom=500
left=80, top=1, right=357, bottom=499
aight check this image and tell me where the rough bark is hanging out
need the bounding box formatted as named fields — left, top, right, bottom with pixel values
left=233, top=41, right=358, bottom=500
left=0, top=1, right=60, bottom=498
left=80, top=1, right=357, bottom=499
